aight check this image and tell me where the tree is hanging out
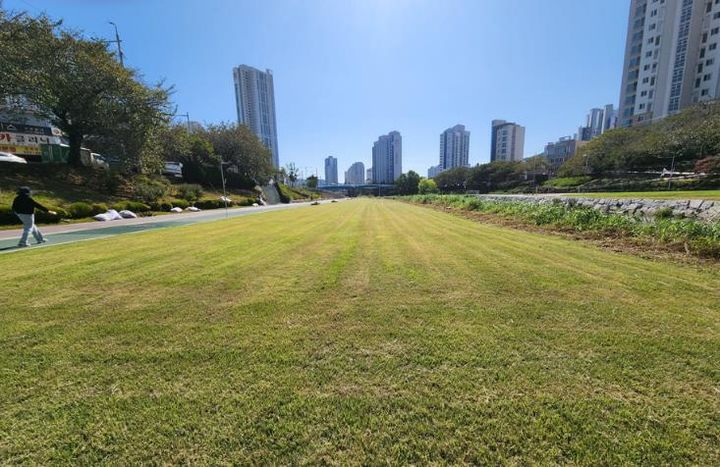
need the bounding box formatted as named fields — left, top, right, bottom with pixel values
left=395, top=170, right=421, bottom=195
left=306, top=175, right=319, bottom=189
left=0, top=8, right=171, bottom=168
left=434, top=167, right=470, bottom=193
left=418, top=178, right=438, bottom=194
left=205, top=122, right=274, bottom=187
left=285, top=163, right=299, bottom=187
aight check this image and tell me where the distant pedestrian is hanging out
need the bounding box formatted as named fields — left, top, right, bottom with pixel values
left=12, top=187, right=56, bottom=248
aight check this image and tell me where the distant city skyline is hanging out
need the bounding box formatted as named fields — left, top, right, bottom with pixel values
left=6, top=0, right=629, bottom=174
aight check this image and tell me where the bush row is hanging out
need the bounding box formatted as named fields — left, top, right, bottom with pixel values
left=404, top=194, right=720, bottom=257
left=0, top=195, right=258, bottom=226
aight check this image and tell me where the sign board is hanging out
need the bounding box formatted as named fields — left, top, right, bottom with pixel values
left=0, top=132, right=62, bottom=156
left=0, top=144, right=41, bottom=155
left=0, top=121, right=56, bottom=136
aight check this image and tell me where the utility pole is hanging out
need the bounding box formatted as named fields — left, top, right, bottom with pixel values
left=108, top=22, right=124, bottom=67
left=176, top=112, right=191, bottom=132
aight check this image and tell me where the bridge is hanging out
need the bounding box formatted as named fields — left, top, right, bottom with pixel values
left=319, top=184, right=396, bottom=195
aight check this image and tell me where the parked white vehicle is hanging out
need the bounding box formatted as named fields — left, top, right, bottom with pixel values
left=163, top=161, right=183, bottom=178
left=0, top=152, right=28, bottom=164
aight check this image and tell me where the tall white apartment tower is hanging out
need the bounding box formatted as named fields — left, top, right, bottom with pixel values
left=439, top=124, right=470, bottom=170
left=344, top=162, right=365, bottom=185
left=619, top=0, right=720, bottom=127
left=490, top=120, right=525, bottom=162
left=372, top=131, right=402, bottom=184
left=233, top=65, right=280, bottom=167
left=324, top=156, right=338, bottom=185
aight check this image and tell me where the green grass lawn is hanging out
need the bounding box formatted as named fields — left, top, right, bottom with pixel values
left=567, top=189, right=720, bottom=200
left=1, top=199, right=719, bottom=464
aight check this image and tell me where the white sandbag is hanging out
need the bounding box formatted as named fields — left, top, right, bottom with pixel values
left=106, top=209, right=123, bottom=220
left=252, top=203, right=259, bottom=207
left=93, top=213, right=111, bottom=222
left=186, top=206, right=200, bottom=212
left=170, top=207, right=183, bottom=213
left=119, top=210, right=138, bottom=219
left=219, top=196, right=232, bottom=203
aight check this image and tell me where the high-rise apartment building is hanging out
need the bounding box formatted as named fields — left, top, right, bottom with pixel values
left=544, top=136, right=587, bottom=171
left=578, top=105, right=618, bottom=141
left=344, top=162, right=365, bottom=185
left=233, top=65, right=280, bottom=167
left=439, top=124, right=470, bottom=170
left=490, top=120, right=525, bottom=162
left=324, top=156, right=338, bottom=185
left=372, top=131, right=402, bottom=184
left=428, top=165, right=444, bottom=178
left=620, top=0, right=720, bottom=127
left=366, top=168, right=373, bottom=183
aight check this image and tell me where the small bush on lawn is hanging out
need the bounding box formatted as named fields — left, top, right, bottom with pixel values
left=170, top=198, right=189, bottom=209
left=175, top=184, right=204, bottom=202
left=66, top=202, right=94, bottom=219
left=150, top=200, right=174, bottom=212
left=655, top=207, right=674, bottom=220
left=91, top=203, right=108, bottom=215
left=133, top=176, right=170, bottom=203
left=195, top=199, right=231, bottom=210
left=36, top=208, right=64, bottom=224
left=112, top=201, right=151, bottom=213
left=235, top=197, right=255, bottom=206
left=0, top=206, right=20, bottom=225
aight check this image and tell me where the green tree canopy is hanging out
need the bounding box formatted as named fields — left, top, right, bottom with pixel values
left=395, top=170, right=421, bottom=195
left=205, top=122, right=274, bottom=186
left=418, top=178, right=438, bottom=194
left=0, top=6, right=171, bottom=169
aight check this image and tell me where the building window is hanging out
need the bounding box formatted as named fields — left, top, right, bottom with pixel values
left=702, top=89, right=710, bottom=96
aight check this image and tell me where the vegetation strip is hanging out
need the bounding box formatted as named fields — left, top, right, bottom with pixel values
left=404, top=194, right=720, bottom=258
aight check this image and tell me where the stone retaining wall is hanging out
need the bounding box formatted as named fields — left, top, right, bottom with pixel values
left=474, top=194, right=720, bottom=223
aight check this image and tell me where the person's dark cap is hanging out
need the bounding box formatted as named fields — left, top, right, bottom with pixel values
left=17, top=186, right=31, bottom=195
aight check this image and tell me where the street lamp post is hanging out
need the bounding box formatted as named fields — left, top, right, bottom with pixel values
left=219, top=161, right=230, bottom=218
left=108, top=22, right=124, bottom=67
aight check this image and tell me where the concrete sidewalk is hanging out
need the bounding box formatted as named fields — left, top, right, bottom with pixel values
left=0, top=201, right=318, bottom=253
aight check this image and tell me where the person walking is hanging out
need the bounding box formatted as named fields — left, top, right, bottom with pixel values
left=12, top=186, right=56, bottom=248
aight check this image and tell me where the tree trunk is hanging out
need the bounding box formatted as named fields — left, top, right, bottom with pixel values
left=67, top=131, right=83, bottom=167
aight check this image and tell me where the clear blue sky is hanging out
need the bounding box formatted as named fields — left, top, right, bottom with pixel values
left=6, top=0, right=630, bottom=178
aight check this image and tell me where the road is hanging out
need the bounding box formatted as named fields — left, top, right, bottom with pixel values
left=0, top=201, right=324, bottom=253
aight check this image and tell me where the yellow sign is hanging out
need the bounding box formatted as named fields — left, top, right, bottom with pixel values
left=0, top=144, right=41, bottom=155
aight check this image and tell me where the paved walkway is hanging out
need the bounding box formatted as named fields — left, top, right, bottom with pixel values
left=0, top=201, right=320, bottom=254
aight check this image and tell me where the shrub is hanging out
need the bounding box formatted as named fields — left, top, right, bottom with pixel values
left=655, top=207, right=674, bottom=220
left=0, top=206, right=64, bottom=225
left=149, top=200, right=174, bottom=212
left=66, top=202, right=94, bottom=219
left=175, top=183, right=204, bottom=202
left=235, top=196, right=255, bottom=206
left=0, top=206, right=20, bottom=225
left=133, top=176, right=170, bottom=203
left=195, top=198, right=233, bottom=210
left=111, top=201, right=151, bottom=213
left=170, top=198, right=190, bottom=209
left=277, top=183, right=293, bottom=203
left=91, top=203, right=108, bottom=215
left=36, top=208, right=64, bottom=224
left=543, top=176, right=592, bottom=189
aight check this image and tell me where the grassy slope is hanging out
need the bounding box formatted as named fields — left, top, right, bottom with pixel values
left=563, top=189, right=720, bottom=200
left=1, top=199, right=718, bottom=464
